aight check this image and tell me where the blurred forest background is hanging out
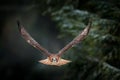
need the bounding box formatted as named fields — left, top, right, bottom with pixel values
left=0, top=0, right=120, bottom=80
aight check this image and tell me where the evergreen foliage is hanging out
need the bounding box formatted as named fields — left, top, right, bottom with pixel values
left=39, top=0, right=120, bottom=79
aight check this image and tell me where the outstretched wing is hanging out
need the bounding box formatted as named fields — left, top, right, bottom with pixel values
left=17, top=21, right=51, bottom=56
left=57, top=20, right=92, bottom=56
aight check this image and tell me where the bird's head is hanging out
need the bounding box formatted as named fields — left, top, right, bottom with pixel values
left=49, top=54, right=59, bottom=63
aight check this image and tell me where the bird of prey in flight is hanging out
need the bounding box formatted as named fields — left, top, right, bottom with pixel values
left=17, top=20, right=92, bottom=66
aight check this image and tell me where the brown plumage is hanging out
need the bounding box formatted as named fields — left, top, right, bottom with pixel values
left=17, top=20, right=92, bottom=66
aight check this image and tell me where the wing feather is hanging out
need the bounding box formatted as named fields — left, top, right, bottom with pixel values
left=17, top=20, right=51, bottom=56
left=57, top=20, right=92, bottom=56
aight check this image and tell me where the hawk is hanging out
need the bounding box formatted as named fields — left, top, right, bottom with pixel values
left=17, top=20, right=92, bottom=66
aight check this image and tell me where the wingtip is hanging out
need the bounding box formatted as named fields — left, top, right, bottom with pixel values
left=86, top=18, right=92, bottom=29
left=17, top=19, right=20, bottom=25
left=17, top=20, right=24, bottom=32
left=88, top=18, right=92, bottom=26
left=17, top=20, right=21, bottom=30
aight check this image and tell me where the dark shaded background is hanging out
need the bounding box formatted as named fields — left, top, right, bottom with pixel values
left=0, top=2, right=65, bottom=80
left=0, top=0, right=120, bottom=80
